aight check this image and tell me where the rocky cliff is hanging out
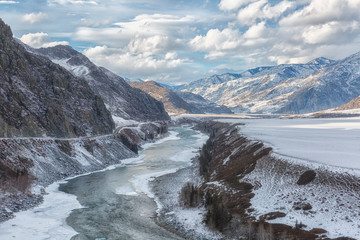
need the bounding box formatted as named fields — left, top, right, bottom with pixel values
left=0, top=19, right=114, bottom=138
left=32, top=45, right=170, bottom=122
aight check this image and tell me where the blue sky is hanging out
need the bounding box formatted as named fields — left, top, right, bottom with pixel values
left=1, top=0, right=360, bottom=84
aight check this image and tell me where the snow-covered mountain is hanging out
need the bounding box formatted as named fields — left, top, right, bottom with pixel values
left=179, top=55, right=360, bottom=114
left=175, top=91, right=233, bottom=114
left=278, top=52, right=360, bottom=113
left=177, top=73, right=244, bottom=91
left=29, top=45, right=169, bottom=122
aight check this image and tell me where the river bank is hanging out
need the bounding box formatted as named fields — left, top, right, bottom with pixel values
left=152, top=120, right=359, bottom=239
left=0, top=121, right=167, bottom=223
left=0, top=125, right=209, bottom=240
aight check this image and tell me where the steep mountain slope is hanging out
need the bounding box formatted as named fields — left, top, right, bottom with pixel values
left=337, top=95, right=360, bottom=110
left=277, top=52, right=360, bottom=113
left=0, top=19, right=114, bottom=138
left=31, top=45, right=169, bottom=122
left=179, top=60, right=332, bottom=99
left=177, top=73, right=244, bottom=91
left=176, top=91, right=233, bottom=114
left=179, top=56, right=360, bottom=114
left=129, top=81, right=201, bottom=114
left=129, top=81, right=233, bottom=115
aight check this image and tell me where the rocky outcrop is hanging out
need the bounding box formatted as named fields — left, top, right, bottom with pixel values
left=32, top=45, right=170, bottom=122
left=0, top=122, right=167, bottom=222
left=0, top=19, right=114, bottom=138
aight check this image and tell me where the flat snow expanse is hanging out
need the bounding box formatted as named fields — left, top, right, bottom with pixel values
left=220, top=117, right=360, bottom=171
left=219, top=117, right=360, bottom=238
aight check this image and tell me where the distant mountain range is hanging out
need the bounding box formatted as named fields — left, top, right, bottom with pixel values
left=129, top=81, right=232, bottom=115
left=177, top=54, right=360, bottom=114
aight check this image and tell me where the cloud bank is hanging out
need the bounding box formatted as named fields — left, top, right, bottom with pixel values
left=20, top=32, right=69, bottom=49
left=4, top=0, right=360, bottom=83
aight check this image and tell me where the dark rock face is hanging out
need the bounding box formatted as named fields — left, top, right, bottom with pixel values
left=33, top=45, right=170, bottom=122
left=0, top=19, right=114, bottom=137
left=293, top=202, right=313, bottom=211
left=259, top=212, right=286, bottom=221
left=297, top=170, right=316, bottom=185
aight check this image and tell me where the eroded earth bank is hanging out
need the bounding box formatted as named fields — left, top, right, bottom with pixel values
left=153, top=120, right=358, bottom=240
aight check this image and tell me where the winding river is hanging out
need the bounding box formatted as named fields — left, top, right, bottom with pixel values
left=0, top=126, right=207, bottom=240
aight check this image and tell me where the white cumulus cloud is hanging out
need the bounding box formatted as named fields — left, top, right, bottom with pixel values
left=237, top=0, right=267, bottom=26
left=20, top=32, right=69, bottom=49
left=74, top=14, right=194, bottom=49
left=218, top=0, right=258, bottom=11
left=83, top=45, right=191, bottom=83
left=47, top=0, right=98, bottom=5
left=21, top=12, right=48, bottom=24
left=200, top=0, right=360, bottom=67
left=0, top=1, right=18, bottom=3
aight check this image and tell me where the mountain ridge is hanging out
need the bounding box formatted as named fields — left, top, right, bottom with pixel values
left=30, top=44, right=170, bottom=122
left=179, top=54, right=360, bottom=114
left=0, top=19, right=114, bottom=138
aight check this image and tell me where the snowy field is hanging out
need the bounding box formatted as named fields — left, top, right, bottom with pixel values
left=219, top=117, right=360, bottom=238
left=220, top=117, right=360, bottom=171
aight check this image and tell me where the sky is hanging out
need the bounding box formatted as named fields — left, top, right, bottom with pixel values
left=1, top=0, right=360, bottom=84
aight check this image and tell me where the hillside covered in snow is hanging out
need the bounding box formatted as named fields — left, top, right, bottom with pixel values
left=179, top=53, right=360, bottom=114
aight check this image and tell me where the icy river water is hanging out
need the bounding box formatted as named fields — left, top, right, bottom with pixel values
left=0, top=126, right=207, bottom=240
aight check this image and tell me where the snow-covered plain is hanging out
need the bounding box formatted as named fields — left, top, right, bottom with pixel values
left=219, top=117, right=360, bottom=238
left=221, top=117, right=360, bottom=171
